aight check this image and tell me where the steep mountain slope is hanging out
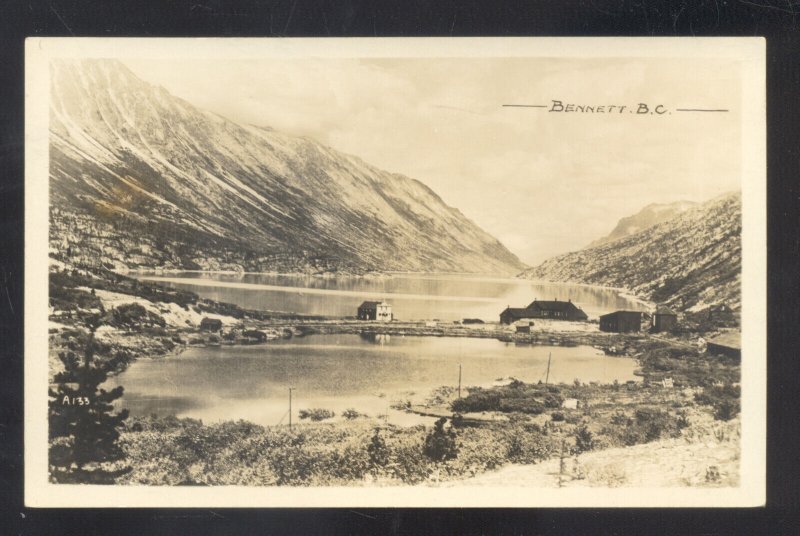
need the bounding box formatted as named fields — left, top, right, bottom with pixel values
left=586, top=200, right=696, bottom=249
left=520, top=193, right=741, bottom=311
left=48, top=60, right=525, bottom=275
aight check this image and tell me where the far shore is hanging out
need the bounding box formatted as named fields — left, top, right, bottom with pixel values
left=118, top=267, right=654, bottom=309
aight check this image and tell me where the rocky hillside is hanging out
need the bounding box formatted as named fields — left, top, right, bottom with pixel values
left=49, top=59, right=524, bottom=275
left=520, top=193, right=741, bottom=311
left=587, top=200, right=696, bottom=249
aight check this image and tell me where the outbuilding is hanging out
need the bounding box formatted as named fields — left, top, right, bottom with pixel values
left=706, top=331, right=741, bottom=359
left=651, top=305, right=678, bottom=333
left=599, top=310, right=642, bottom=333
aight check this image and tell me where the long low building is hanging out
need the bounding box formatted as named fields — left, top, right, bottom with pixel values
left=599, top=310, right=642, bottom=333
left=500, top=299, right=588, bottom=324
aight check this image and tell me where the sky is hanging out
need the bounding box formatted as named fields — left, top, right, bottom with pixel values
left=124, top=56, right=742, bottom=266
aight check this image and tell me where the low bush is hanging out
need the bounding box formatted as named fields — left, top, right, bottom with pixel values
left=451, top=381, right=554, bottom=415
left=341, top=408, right=364, bottom=420
left=602, top=408, right=683, bottom=446
left=109, top=303, right=166, bottom=330
left=298, top=408, right=335, bottom=422
left=694, top=385, right=740, bottom=421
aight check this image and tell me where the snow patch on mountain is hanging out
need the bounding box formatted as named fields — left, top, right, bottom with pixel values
left=49, top=59, right=525, bottom=275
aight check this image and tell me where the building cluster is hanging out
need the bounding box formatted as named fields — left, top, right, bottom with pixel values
left=598, top=305, right=677, bottom=333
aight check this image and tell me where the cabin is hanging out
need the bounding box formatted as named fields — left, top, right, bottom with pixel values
left=199, top=317, right=223, bottom=332
left=599, top=310, right=642, bottom=333
left=357, top=300, right=393, bottom=322
left=651, top=305, right=678, bottom=333
left=500, top=299, right=588, bottom=324
left=706, top=331, right=741, bottom=359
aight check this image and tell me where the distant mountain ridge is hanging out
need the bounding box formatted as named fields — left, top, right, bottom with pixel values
left=520, top=193, right=741, bottom=312
left=48, top=59, right=525, bottom=275
left=586, top=200, right=697, bottom=249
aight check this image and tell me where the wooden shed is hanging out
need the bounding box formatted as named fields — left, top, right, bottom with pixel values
left=651, top=305, right=678, bottom=332
left=599, top=310, right=642, bottom=333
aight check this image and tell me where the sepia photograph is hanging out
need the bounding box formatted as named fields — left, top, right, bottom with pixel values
left=24, top=37, right=766, bottom=507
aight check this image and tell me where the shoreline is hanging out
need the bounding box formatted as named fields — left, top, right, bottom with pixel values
left=120, top=268, right=655, bottom=311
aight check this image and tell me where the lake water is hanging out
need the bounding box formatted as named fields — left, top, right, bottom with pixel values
left=108, top=334, right=640, bottom=427
left=134, top=272, right=647, bottom=321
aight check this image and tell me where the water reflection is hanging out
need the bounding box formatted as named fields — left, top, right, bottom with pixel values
left=109, top=334, right=640, bottom=428
left=134, top=272, right=647, bottom=321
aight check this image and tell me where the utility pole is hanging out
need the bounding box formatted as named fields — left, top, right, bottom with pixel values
left=288, top=387, right=295, bottom=430
left=458, top=363, right=462, bottom=398
left=545, top=352, right=552, bottom=385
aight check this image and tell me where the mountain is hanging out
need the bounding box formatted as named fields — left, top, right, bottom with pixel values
left=48, top=60, right=525, bottom=275
left=519, top=193, right=741, bottom=311
left=586, top=200, right=697, bottom=249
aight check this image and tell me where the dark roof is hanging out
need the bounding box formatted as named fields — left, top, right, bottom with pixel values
left=708, top=331, right=741, bottom=350
left=527, top=300, right=583, bottom=313
left=358, top=301, right=382, bottom=308
left=655, top=305, right=677, bottom=316
left=502, top=307, right=529, bottom=317
left=600, top=310, right=642, bottom=319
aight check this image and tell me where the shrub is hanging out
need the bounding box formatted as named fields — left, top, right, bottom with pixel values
left=505, top=424, right=557, bottom=464
left=451, top=382, right=549, bottom=415
left=714, top=399, right=739, bottom=421
left=550, top=411, right=565, bottom=422
left=298, top=408, right=335, bottom=422
left=694, top=385, right=741, bottom=421
left=367, top=428, right=389, bottom=469
left=423, top=418, right=458, bottom=462
left=573, top=424, right=595, bottom=454
left=341, top=408, right=363, bottom=420
left=634, top=408, right=676, bottom=442
left=109, top=303, right=166, bottom=330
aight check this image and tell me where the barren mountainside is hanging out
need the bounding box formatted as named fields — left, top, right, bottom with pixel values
left=49, top=59, right=525, bottom=275
left=520, top=193, right=741, bottom=311
left=586, top=200, right=697, bottom=249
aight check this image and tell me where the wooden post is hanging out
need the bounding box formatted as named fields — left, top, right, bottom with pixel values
left=288, top=387, right=295, bottom=430
left=458, top=363, right=462, bottom=399
left=545, top=352, right=552, bottom=385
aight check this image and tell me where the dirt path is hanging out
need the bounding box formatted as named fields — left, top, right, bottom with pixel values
left=444, top=436, right=739, bottom=488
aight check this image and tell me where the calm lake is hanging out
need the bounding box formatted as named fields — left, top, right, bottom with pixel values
left=134, top=272, right=647, bottom=321
left=109, top=334, right=640, bottom=427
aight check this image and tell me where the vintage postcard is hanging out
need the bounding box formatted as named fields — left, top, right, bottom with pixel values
left=25, top=37, right=765, bottom=507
